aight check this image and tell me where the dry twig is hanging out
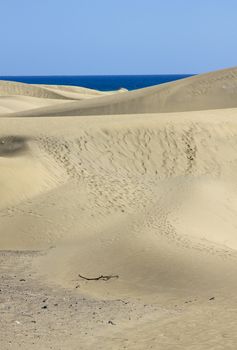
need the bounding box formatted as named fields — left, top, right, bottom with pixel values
left=78, top=274, right=119, bottom=281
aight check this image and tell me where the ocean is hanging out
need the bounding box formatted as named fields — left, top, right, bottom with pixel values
left=0, top=75, right=193, bottom=91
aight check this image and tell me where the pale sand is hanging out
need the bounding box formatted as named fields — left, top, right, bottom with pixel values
left=1, top=67, right=237, bottom=349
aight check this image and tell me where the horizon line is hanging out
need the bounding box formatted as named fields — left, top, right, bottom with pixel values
left=0, top=73, right=196, bottom=77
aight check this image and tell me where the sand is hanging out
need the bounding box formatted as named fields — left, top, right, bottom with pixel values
left=1, top=67, right=237, bottom=349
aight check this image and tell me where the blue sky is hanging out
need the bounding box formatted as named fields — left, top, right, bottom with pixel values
left=0, top=0, right=236, bottom=75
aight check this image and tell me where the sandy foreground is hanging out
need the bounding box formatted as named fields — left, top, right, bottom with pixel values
left=1, top=67, right=237, bottom=349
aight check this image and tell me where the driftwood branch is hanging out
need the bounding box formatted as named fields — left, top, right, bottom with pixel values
left=78, top=274, right=119, bottom=281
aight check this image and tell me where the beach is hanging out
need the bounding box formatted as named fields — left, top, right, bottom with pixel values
left=1, top=67, right=237, bottom=349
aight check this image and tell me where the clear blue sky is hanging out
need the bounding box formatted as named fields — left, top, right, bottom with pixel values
left=0, top=0, right=236, bottom=75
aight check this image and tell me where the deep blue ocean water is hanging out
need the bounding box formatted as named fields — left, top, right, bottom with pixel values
left=0, top=75, right=193, bottom=92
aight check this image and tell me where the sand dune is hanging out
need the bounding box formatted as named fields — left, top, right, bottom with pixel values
left=0, top=95, right=74, bottom=115
left=0, top=81, right=126, bottom=116
left=0, top=80, right=70, bottom=99
left=0, top=80, right=127, bottom=115
left=0, top=80, right=126, bottom=103
left=1, top=67, right=237, bottom=349
left=7, top=66, right=237, bottom=118
left=1, top=110, right=237, bottom=293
